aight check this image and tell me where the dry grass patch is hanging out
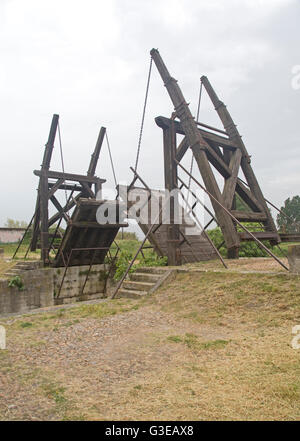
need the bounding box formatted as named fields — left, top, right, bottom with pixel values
left=1, top=267, right=300, bottom=420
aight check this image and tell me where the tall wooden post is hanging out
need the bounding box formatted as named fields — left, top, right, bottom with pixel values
left=32, top=114, right=59, bottom=264
left=163, top=118, right=181, bottom=265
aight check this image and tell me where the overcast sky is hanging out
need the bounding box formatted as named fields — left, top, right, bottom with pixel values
left=0, top=0, right=299, bottom=227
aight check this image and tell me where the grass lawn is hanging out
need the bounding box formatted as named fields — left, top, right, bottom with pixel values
left=1, top=262, right=300, bottom=420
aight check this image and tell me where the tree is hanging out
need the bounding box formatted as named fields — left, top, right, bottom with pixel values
left=277, top=196, right=300, bottom=233
left=4, top=218, right=28, bottom=228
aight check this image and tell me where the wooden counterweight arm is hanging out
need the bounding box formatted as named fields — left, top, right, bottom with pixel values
left=150, top=48, right=240, bottom=251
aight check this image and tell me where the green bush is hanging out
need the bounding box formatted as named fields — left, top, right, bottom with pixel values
left=115, top=231, right=138, bottom=241
left=207, top=226, right=268, bottom=258
left=114, top=249, right=168, bottom=281
left=8, top=275, right=24, bottom=291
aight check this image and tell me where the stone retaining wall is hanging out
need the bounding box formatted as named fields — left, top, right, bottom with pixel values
left=0, top=264, right=111, bottom=316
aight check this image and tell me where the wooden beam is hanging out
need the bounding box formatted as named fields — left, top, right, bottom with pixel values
left=175, top=136, right=189, bottom=162
left=48, top=178, right=65, bottom=199
left=231, top=210, right=267, bottom=222
left=163, top=121, right=181, bottom=265
left=239, top=231, right=279, bottom=241
left=87, top=127, right=106, bottom=176
left=48, top=182, right=83, bottom=192
left=156, top=116, right=237, bottom=150
left=50, top=195, right=71, bottom=223
left=222, top=149, right=242, bottom=208
left=34, top=169, right=106, bottom=184
left=48, top=194, right=80, bottom=227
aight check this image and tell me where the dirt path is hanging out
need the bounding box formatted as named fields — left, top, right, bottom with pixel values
left=1, top=263, right=300, bottom=420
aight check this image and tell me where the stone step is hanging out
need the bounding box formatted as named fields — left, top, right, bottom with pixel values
left=5, top=271, right=21, bottom=277
left=134, top=267, right=167, bottom=275
left=129, top=272, right=160, bottom=283
left=115, top=289, right=148, bottom=299
left=15, top=263, right=32, bottom=268
left=15, top=262, right=41, bottom=269
left=123, top=280, right=155, bottom=291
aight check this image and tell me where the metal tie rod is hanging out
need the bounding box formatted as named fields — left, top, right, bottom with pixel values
left=175, top=160, right=289, bottom=271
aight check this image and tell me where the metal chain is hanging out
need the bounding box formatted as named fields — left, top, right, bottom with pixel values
left=186, top=80, right=203, bottom=206
left=134, top=57, right=153, bottom=172
left=105, top=131, right=118, bottom=188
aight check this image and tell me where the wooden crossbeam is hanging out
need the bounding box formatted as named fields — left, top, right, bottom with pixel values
left=34, top=169, right=105, bottom=184
left=48, top=194, right=80, bottom=227
left=50, top=195, right=71, bottom=223
left=156, top=116, right=237, bottom=150
left=48, top=178, right=65, bottom=199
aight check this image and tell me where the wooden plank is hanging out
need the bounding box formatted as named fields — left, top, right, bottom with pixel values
left=223, top=149, right=242, bottom=208
left=239, top=231, right=279, bottom=241
left=48, top=194, right=81, bottom=227
left=163, top=122, right=181, bottom=265
left=279, top=234, right=300, bottom=243
left=48, top=182, right=83, bottom=192
left=231, top=210, right=267, bottom=222
left=34, top=169, right=106, bottom=184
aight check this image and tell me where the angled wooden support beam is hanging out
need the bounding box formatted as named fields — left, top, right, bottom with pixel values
left=176, top=136, right=190, bottom=162
left=201, top=75, right=279, bottom=243
left=222, top=149, right=242, bottom=209
left=150, top=48, right=240, bottom=252
left=50, top=195, right=72, bottom=224
left=48, top=178, right=65, bottom=199
left=48, top=195, right=81, bottom=227
left=42, top=114, right=59, bottom=171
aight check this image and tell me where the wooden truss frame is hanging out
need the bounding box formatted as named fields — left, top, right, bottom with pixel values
left=15, top=114, right=107, bottom=265
left=151, top=49, right=280, bottom=258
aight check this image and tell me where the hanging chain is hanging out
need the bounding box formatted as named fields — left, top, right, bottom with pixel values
left=134, top=57, right=153, bottom=173
left=186, top=80, right=203, bottom=206
left=105, top=131, right=118, bottom=188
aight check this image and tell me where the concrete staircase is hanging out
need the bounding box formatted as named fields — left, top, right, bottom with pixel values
left=115, top=267, right=174, bottom=299
left=5, top=260, right=43, bottom=278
